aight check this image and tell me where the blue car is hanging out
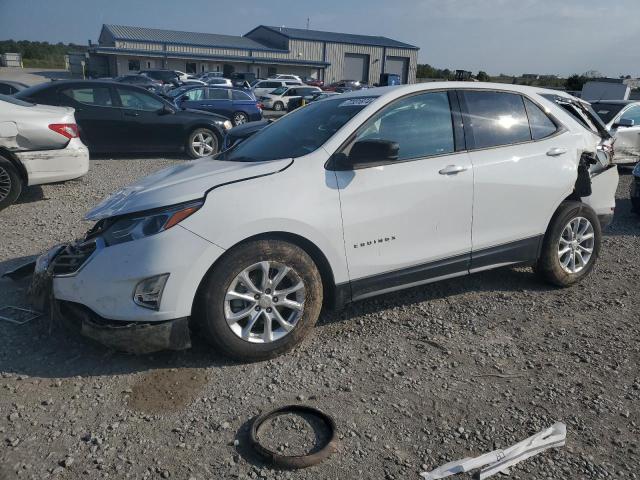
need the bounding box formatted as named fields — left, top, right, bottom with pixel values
left=169, top=86, right=262, bottom=126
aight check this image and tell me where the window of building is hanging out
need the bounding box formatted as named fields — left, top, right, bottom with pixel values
left=462, top=91, right=531, bottom=149
left=128, top=59, right=140, bottom=71
left=523, top=98, right=558, bottom=140
left=62, top=87, right=113, bottom=107
left=186, top=62, right=197, bottom=74
left=354, top=91, right=455, bottom=160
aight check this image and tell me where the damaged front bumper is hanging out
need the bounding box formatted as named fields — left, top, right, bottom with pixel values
left=28, top=243, right=191, bottom=354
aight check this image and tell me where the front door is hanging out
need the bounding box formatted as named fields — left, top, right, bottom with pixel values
left=114, top=86, right=177, bottom=151
left=613, top=105, right=640, bottom=163
left=334, top=91, right=473, bottom=299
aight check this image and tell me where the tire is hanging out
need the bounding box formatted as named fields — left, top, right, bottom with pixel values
left=535, top=201, right=601, bottom=287
left=232, top=112, right=249, bottom=126
left=273, top=102, right=284, bottom=112
left=198, top=240, right=323, bottom=361
left=186, top=128, right=219, bottom=159
left=0, top=155, right=22, bottom=211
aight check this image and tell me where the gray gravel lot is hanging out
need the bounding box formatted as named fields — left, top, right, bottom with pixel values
left=0, top=158, right=638, bottom=479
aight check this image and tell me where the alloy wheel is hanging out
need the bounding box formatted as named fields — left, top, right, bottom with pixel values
left=191, top=131, right=215, bottom=156
left=224, top=261, right=305, bottom=343
left=233, top=113, right=249, bottom=126
left=558, top=216, right=595, bottom=274
left=0, top=166, right=11, bottom=202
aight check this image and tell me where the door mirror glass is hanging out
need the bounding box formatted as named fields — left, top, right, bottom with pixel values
left=613, top=118, right=634, bottom=128
left=339, top=139, right=400, bottom=170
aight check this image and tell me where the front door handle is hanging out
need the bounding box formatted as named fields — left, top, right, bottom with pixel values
left=124, top=111, right=140, bottom=117
left=546, top=147, right=567, bottom=157
left=439, top=164, right=468, bottom=175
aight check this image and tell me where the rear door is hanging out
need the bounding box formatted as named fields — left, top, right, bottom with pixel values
left=58, top=85, right=120, bottom=150
left=460, top=90, right=576, bottom=270
left=204, top=88, right=233, bottom=119
left=335, top=91, right=473, bottom=298
left=612, top=105, right=640, bottom=163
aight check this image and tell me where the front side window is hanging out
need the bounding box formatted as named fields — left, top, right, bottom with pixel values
left=620, top=105, right=640, bottom=125
left=353, top=91, right=455, bottom=160
left=62, top=87, right=113, bottom=107
left=462, top=91, right=530, bottom=149
left=523, top=98, right=558, bottom=140
left=222, top=97, right=373, bottom=162
left=128, top=59, right=140, bottom=71
left=116, top=88, right=163, bottom=111
left=182, top=88, right=206, bottom=101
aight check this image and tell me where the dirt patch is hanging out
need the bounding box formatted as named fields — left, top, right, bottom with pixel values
left=126, top=368, right=208, bottom=414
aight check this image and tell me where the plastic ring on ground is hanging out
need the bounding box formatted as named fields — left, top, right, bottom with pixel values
left=249, top=404, right=337, bottom=469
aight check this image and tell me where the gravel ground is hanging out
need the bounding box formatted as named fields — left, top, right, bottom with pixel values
left=0, top=158, right=638, bottom=480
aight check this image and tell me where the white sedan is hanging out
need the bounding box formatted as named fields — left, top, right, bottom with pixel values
left=0, top=94, right=89, bottom=210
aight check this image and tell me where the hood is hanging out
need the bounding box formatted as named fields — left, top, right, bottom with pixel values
left=85, top=157, right=292, bottom=221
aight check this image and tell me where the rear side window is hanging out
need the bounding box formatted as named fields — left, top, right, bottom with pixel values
left=63, top=87, right=113, bottom=107
left=208, top=89, right=229, bottom=100
left=354, top=91, right=455, bottom=160
left=232, top=90, right=252, bottom=101
left=462, top=91, right=530, bottom=149
left=523, top=98, right=558, bottom=140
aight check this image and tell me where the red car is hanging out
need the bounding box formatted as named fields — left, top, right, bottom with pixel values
left=322, top=80, right=362, bottom=92
left=303, top=77, right=324, bottom=88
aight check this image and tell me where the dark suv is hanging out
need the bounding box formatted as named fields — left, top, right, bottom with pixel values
left=139, top=70, right=181, bottom=86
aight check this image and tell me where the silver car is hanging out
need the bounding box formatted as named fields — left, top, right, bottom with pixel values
left=0, top=94, right=89, bottom=210
left=592, top=100, right=640, bottom=165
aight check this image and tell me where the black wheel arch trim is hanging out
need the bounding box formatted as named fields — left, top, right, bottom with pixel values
left=0, top=148, right=28, bottom=184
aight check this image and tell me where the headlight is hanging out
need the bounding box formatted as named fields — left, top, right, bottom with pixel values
left=223, top=120, right=233, bottom=130
left=102, top=200, right=203, bottom=246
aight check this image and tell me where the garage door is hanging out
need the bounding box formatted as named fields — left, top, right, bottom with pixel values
left=344, top=54, right=369, bottom=83
left=385, top=56, right=409, bottom=83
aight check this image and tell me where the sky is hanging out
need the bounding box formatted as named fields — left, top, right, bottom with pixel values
left=1, top=0, right=640, bottom=77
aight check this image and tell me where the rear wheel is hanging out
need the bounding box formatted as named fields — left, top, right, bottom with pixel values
left=0, top=155, right=22, bottom=211
left=198, top=240, right=323, bottom=361
left=187, top=128, right=218, bottom=158
left=273, top=101, right=284, bottom=112
left=232, top=112, right=249, bottom=126
left=535, top=201, right=601, bottom=287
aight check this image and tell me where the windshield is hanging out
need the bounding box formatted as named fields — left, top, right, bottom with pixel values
left=593, top=103, right=626, bottom=124
left=271, top=87, right=287, bottom=96
left=221, top=97, right=375, bottom=162
left=0, top=94, right=34, bottom=107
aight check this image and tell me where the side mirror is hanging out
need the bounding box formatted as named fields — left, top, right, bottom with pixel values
left=160, top=104, right=175, bottom=115
left=335, top=139, right=400, bottom=170
left=613, top=118, right=634, bottom=129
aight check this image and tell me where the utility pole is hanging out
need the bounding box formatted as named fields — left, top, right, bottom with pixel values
left=306, top=17, right=310, bottom=30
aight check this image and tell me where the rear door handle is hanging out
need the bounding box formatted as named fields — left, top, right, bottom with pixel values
left=439, top=165, right=468, bottom=175
left=546, top=148, right=567, bottom=157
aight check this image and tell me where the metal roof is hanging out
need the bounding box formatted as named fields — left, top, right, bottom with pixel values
left=250, top=25, right=419, bottom=50
left=102, top=24, right=284, bottom=51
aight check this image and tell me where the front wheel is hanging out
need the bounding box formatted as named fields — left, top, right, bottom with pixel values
left=535, top=201, right=601, bottom=287
left=0, top=155, right=22, bottom=211
left=197, top=240, right=323, bottom=361
left=187, top=128, right=219, bottom=159
left=273, top=101, right=284, bottom=112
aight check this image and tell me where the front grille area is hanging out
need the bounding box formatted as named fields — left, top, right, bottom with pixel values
left=52, top=240, right=98, bottom=276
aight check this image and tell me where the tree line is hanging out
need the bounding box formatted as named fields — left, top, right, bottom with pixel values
left=0, top=40, right=86, bottom=68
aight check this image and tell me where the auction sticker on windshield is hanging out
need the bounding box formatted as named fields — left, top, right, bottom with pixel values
left=339, top=98, right=376, bottom=107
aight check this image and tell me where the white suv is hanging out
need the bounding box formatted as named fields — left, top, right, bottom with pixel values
left=35, top=83, right=618, bottom=361
left=252, top=79, right=303, bottom=98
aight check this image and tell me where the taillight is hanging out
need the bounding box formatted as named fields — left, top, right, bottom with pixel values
left=48, top=123, right=79, bottom=139
left=257, top=102, right=263, bottom=110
